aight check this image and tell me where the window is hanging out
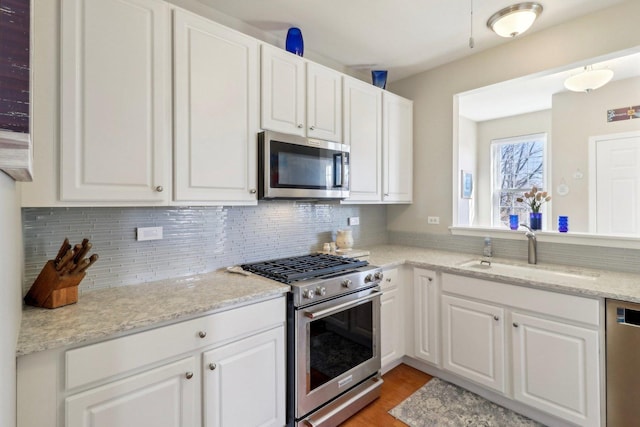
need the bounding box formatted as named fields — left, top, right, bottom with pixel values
left=491, top=133, right=547, bottom=228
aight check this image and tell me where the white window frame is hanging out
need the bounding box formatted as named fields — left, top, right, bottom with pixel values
left=490, top=132, right=548, bottom=228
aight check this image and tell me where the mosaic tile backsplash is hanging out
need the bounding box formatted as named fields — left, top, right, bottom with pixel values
left=22, top=202, right=388, bottom=294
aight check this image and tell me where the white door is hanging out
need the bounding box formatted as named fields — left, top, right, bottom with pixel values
left=382, top=93, right=413, bottom=203
left=60, top=0, right=170, bottom=202
left=593, top=132, right=640, bottom=234
left=441, top=294, right=505, bottom=392
left=342, top=77, right=382, bottom=202
left=381, top=287, right=402, bottom=368
left=512, top=312, right=600, bottom=427
left=173, top=9, right=258, bottom=203
left=307, top=63, right=342, bottom=142
left=260, top=44, right=305, bottom=136
left=413, top=268, right=439, bottom=365
left=65, top=357, right=197, bottom=427
left=203, top=326, right=285, bottom=427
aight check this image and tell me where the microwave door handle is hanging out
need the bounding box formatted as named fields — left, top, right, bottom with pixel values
left=304, top=290, right=380, bottom=319
left=333, top=153, right=343, bottom=188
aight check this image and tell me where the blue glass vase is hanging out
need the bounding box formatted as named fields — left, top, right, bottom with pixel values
left=285, top=27, right=304, bottom=56
left=529, top=212, right=542, bottom=230
left=371, top=70, right=388, bottom=89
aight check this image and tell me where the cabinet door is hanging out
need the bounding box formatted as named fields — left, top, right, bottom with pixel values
left=413, top=268, right=439, bottom=365
left=441, top=294, right=505, bottom=393
left=382, top=92, right=413, bottom=203
left=381, top=287, right=403, bottom=369
left=60, top=0, right=170, bottom=202
left=261, top=44, right=305, bottom=136
left=307, top=63, right=342, bottom=142
left=342, top=77, right=382, bottom=202
left=512, top=312, right=600, bottom=427
left=203, top=326, right=285, bottom=427
left=66, top=357, right=197, bottom=427
left=173, top=10, right=258, bottom=203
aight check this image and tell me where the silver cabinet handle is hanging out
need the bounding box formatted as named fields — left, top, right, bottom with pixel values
left=155, top=186, right=164, bottom=192
left=494, top=315, right=499, bottom=321
left=309, top=126, right=315, bottom=131
left=428, top=277, right=433, bottom=282
left=185, top=372, right=194, bottom=379
left=249, top=189, right=257, bottom=194
left=198, top=331, right=207, bottom=338
left=297, top=124, right=303, bottom=128
left=209, top=363, right=217, bottom=371
left=513, top=322, right=519, bottom=328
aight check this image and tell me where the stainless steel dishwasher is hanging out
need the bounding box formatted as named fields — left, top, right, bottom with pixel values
left=606, top=299, right=640, bottom=426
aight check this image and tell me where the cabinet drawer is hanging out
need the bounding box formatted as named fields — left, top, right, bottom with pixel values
left=442, top=273, right=599, bottom=326
left=381, top=268, right=398, bottom=291
left=66, top=297, right=285, bottom=390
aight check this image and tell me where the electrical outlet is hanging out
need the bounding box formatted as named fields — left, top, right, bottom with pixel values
left=348, top=216, right=360, bottom=226
left=137, top=226, right=163, bottom=241
left=427, top=216, right=440, bottom=225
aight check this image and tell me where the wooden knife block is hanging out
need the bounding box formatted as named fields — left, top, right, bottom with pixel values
left=24, top=260, right=85, bottom=309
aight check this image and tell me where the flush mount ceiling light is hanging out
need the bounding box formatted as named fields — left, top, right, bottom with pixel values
left=487, top=2, right=543, bottom=38
left=564, top=66, right=614, bottom=93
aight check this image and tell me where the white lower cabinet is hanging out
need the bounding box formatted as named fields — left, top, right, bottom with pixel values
left=413, top=268, right=439, bottom=365
left=203, top=326, right=285, bottom=427
left=66, top=357, right=198, bottom=427
left=380, top=268, right=403, bottom=370
left=441, top=273, right=602, bottom=427
left=511, top=312, right=600, bottom=426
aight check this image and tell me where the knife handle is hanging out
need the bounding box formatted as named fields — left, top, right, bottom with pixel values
left=77, top=254, right=99, bottom=274
left=74, top=242, right=92, bottom=264
left=55, top=238, right=71, bottom=263
left=56, top=249, right=75, bottom=271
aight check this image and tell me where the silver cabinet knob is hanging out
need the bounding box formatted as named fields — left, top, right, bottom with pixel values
left=249, top=189, right=257, bottom=194
left=297, top=124, right=303, bottom=128
left=185, top=372, right=194, bottom=379
left=208, top=363, right=217, bottom=371
left=198, top=331, right=207, bottom=338
left=494, top=315, right=499, bottom=321
left=155, top=186, right=164, bottom=192
left=309, top=126, right=315, bottom=131
left=428, top=277, right=433, bottom=282
left=513, top=322, right=519, bottom=328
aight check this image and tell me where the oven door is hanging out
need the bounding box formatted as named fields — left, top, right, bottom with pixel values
left=294, top=286, right=381, bottom=419
left=259, top=130, right=350, bottom=199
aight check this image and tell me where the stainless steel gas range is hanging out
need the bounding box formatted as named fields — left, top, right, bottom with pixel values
left=242, top=254, right=384, bottom=427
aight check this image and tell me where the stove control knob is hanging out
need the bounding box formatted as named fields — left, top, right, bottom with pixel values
left=374, top=271, right=384, bottom=281
left=364, top=274, right=373, bottom=283
left=315, top=286, right=327, bottom=296
left=303, top=289, right=315, bottom=299
left=341, top=279, right=353, bottom=289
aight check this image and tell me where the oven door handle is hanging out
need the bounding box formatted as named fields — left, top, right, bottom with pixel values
left=304, top=290, right=380, bottom=319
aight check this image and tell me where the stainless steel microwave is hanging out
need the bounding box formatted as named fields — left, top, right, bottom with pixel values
left=258, top=131, right=350, bottom=200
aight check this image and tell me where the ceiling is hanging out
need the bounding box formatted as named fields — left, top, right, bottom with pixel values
left=197, top=0, right=626, bottom=82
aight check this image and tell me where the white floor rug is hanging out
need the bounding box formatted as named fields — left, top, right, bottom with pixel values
left=389, top=378, right=545, bottom=427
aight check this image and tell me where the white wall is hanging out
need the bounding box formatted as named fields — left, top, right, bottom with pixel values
left=387, top=0, right=640, bottom=235
left=457, top=116, right=477, bottom=226
left=0, top=172, right=23, bottom=427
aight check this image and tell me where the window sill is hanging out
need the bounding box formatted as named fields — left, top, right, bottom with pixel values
left=449, top=226, right=640, bottom=249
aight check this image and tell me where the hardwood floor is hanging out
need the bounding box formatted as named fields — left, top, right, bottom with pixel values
left=340, top=364, right=432, bottom=427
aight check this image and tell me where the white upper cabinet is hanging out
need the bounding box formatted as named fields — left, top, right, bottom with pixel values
left=261, top=44, right=343, bottom=142
left=60, top=0, right=171, bottom=203
left=173, top=9, right=258, bottom=204
left=306, top=62, right=342, bottom=141
left=382, top=92, right=413, bottom=203
left=261, top=44, right=306, bottom=136
left=342, top=77, right=382, bottom=202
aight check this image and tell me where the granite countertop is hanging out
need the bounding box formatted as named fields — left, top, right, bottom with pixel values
left=18, top=244, right=640, bottom=357
left=17, top=270, right=289, bottom=356
left=366, top=244, right=640, bottom=303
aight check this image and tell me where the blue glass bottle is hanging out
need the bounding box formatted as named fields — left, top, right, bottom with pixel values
left=558, top=216, right=568, bottom=232
left=285, top=27, right=304, bottom=56
left=371, top=70, right=388, bottom=89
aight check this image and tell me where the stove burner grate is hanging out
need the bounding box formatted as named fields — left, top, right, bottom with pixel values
left=241, top=253, right=368, bottom=283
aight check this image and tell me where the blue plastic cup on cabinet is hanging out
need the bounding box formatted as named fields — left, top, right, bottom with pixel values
left=371, top=70, right=388, bottom=89
left=285, top=27, right=304, bottom=56
left=509, top=214, right=519, bottom=230
left=558, top=216, right=569, bottom=233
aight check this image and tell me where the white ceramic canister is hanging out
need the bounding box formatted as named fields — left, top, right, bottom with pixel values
left=336, top=229, right=354, bottom=250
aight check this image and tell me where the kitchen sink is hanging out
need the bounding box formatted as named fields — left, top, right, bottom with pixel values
left=456, top=259, right=600, bottom=281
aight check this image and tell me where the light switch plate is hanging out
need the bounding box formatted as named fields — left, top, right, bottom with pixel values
left=137, top=226, right=163, bottom=241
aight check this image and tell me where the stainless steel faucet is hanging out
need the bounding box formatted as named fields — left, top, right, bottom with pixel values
left=519, top=224, right=537, bottom=264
